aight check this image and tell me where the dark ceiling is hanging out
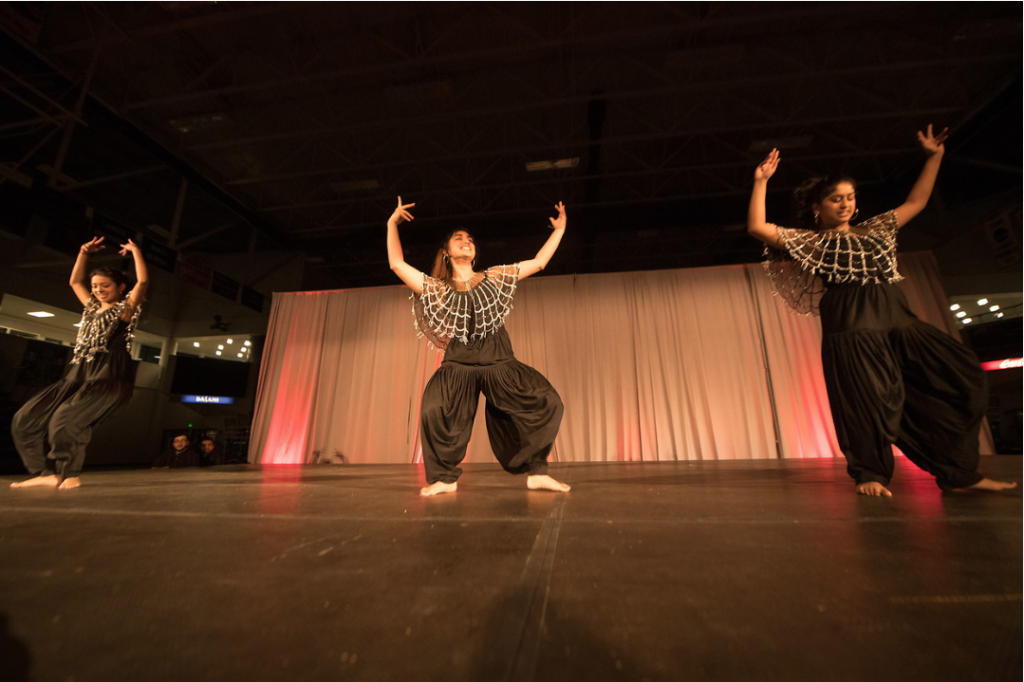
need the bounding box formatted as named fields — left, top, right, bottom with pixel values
left=1, top=2, right=1020, bottom=290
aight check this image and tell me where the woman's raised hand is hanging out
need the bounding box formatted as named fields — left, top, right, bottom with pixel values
left=548, top=201, right=566, bottom=231
left=389, top=196, right=416, bottom=226
left=754, top=149, right=780, bottom=181
left=916, top=124, right=949, bottom=156
left=118, top=238, right=140, bottom=256
left=80, top=236, right=105, bottom=254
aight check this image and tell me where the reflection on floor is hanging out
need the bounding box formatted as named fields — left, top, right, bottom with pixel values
left=2, top=456, right=1021, bottom=682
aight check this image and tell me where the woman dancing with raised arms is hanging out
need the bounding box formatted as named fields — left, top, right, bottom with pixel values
left=388, top=197, right=571, bottom=496
left=11, top=236, right=148, bottom=490
left=747, top=125, right=1016, bottom=497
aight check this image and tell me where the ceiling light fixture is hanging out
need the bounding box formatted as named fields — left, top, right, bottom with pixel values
left=27, top=311, right=55, bottom=318
left=525, top=158, right=579, bottom=172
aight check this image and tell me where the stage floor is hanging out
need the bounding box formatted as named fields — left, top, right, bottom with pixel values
left=2, top=456, right=1021, bottom=682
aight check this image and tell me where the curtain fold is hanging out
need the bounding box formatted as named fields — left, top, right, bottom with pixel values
left=250, top=251, right=985, bottom=464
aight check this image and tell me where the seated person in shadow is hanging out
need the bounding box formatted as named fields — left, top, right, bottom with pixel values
left=198, top=437, right=224, bottom=466
left=152, top=433, right=201, bottom=468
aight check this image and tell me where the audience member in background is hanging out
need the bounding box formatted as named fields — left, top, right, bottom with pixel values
left=198, top=437, right=223, bottom=466
left=152, top=433, right=201, bottom=468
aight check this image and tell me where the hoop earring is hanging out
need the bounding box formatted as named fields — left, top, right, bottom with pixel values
left=851, top=208, right=859, bottom=222
left=443, top=254, right=449, bottom=264
left=813, top=213, right=820, bottom=225
left=472, top=259, right=476, bottom=268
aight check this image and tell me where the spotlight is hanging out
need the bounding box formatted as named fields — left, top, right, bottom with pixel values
left=989, top=305, right=1000, bottom=312
left=977, top=298, right=988, bottom=306
left=996, top=312, right=1004, bottom=318
left=949, top=304, right=961, bottom=311
left=956, top=311, right=967, bottom=318
left=962, top=318, right=972, bottom=324
left=193, top=342, right=200, bottom=347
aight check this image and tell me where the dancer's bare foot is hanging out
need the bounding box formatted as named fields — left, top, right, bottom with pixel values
left=855, top=481, right=892, bottom=497
left=527, top=474, right=571, bottom=492
left=58, top=477, right=81, bottom=490
left=963, top=478, right=1017, bottom=492
left=10, top=475, right=61, bottom=489
left=420, top=481, right=457, bottom=496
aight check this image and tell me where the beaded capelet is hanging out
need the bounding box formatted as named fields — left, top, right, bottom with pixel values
left=70, top=296, right=143, bottom=364
left=763, top=210, right=903, bottom=315
left=412, top=264, right=519, bottom=350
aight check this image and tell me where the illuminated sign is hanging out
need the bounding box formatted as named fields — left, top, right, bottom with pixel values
left=980, top=358, right=1023, bottom=371
left=181, top=395, right=235, bottom=404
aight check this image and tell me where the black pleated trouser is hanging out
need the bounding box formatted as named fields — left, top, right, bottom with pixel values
left=419, top=359, right=564, bottom=484
left=820, top=283, right=986, bottom=490
left=11, top=379, right=131, bottom=478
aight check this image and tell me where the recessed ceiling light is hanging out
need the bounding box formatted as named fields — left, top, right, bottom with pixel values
left=949, top=304, right=961, bottom=311
left=977, top=298, right=989, bottom=306
left=989, top=305, right=1000, bottom=312
left=28, top=311, right=55, bottom=318
left=193, top=342, right=200, bottom=347
left=956, top=311, right=967, bottom=318
left=962, top=318, right=973, bottom=324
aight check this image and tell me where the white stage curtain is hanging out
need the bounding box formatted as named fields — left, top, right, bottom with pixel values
left=251, top=251, right=985, bottom=464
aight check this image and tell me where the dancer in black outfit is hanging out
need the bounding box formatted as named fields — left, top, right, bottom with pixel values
left=387, top=197, right=571, bottom=496
left=747, top=125, right=1016, bottom=496
left=10, top=236, right=148, bottom=490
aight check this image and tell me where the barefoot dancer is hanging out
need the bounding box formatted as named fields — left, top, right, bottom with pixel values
left=10, top=237, right=148, bottom=490
left=747, top=126, right=1016, bottom=497
left=387, top=198, right=571, bottom=496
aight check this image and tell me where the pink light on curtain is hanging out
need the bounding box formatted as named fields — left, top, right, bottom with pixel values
left=981, top=358, right=1023, bottom=371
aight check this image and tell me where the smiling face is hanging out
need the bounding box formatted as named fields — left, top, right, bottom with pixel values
left=812, top=181, right=857, bottom=229
left=91, top=274, right=126, bottom=304
left=445, top=230, right=476, bottom=262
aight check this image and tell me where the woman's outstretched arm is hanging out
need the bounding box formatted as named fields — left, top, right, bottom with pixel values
left=70, top=236, right=106, bottom=306
left=747, top=149, right=784, bottom=249
left=893, top=124, right=948, bottom=228
left=120, top=239, right=148, bottom=319
left=519, top=202, right=566, bottom=280
left=387, top=196, right=425, bottom=294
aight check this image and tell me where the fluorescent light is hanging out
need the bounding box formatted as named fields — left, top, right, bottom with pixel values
left=525, top=158, right=579, bottom=172
left=27, top=311, right=55, bottom=318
